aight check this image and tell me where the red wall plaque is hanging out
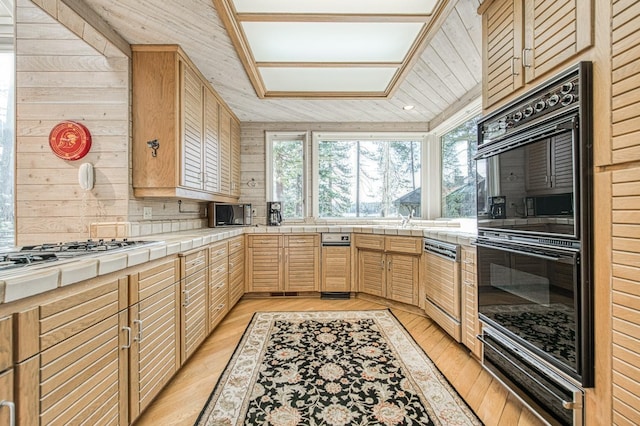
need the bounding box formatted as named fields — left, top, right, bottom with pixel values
left=49, top=121, right=92, bottom=161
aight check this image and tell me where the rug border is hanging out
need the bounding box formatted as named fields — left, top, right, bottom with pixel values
left=194, top=308, right=483, bottom=426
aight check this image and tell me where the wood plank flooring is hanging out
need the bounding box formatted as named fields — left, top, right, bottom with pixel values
left=133, top=297, right=545, bottom=426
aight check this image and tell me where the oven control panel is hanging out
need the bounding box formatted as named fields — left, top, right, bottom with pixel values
left=480, top=64, right=587, bottom=147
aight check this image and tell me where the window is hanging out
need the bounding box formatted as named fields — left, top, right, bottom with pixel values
left=440, top=114, right=481, bottom=218
left=314, top=133, right=423, bottom=219
left=0, top=51, right=14, bottom=249
left=266, top=132, right=307, bottom=219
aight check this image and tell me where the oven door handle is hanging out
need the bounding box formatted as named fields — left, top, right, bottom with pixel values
left=475, top=241, right=564, bottom=261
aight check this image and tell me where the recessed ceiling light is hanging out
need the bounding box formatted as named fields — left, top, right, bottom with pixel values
left=403, top=105, right=415, bottom=110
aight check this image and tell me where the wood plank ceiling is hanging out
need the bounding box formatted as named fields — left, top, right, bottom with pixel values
left=79, top=0, right=482, bottom=123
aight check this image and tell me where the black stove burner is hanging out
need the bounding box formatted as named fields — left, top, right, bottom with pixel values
left=0, top=239, right=157, bottom=272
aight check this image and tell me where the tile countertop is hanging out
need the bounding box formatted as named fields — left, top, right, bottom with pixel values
left=0, top=225, right=476, bottom=304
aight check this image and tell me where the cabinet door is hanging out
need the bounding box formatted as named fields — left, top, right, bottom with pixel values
left=181, top=250, right=208, bottom=362
left=209, top=241, right=229, bottom=331
left=230, top=117, right=241, bottom=197
left=0, top=369, right=14, bottom=426
left=0, top=316, right=11, bottom=373
left=461, top=247, right=481, bottom=358
left=181, top=61, right=204, bottom=190
left=246, top=235, right=282, bottom=292
left=321, top=246, right=351, bottom=292
left=523, top=0, right=592, bottom=83
left=284, top=235, right=319, bottom=292
left=228, top=248, right=245, bottom=307
left=129, top=282, right=180, bottom=420
left=218, top=108, right=232, bottom=195
left=483, top=0, right=524, bottom=107
left=358, top=250, right=385, bottom=297
left=386, top=254, right=419, bottom=305
left=203, top=89, right=220, bottom=193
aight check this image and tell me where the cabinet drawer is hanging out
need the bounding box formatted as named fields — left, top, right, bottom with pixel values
left=228, top=235, right=245, bottom=254
left=354, top=234, right=385, bottom=250
left=385, top=236, right=422, bottom=254
left=40, top=280, right=121, bottom=351
left=182, top=249, right=208, bottom=276
left=285, top=234, right=319, bottom=247
left=248, top=235, right=280, bottom=248
left=462, top=270, right=476, bottom=287
left=209, top=241, right=228, bottom=264
left=210, top=258, right=228, bottom=282
left=133, top=257, right=179, bottom=303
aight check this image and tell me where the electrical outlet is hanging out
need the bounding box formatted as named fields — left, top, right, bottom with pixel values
left=509, top=202, right=517, bottom=208
left=143, top=207, right=152, bottom=220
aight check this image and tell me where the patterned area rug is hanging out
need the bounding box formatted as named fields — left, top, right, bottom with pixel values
left=195, top=310, right=482, bottom=426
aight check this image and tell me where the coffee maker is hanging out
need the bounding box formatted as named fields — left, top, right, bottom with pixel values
left=489, top=196, right=506, bottom=219
left=267, top=201, right=283, bottom=226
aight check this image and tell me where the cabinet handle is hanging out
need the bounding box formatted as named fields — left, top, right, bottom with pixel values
left=216, top=266, right=225, bottom=273
left=522, top=48, right=532, bottom=68
left=217, top=250, right=225, bottom=256
left=183, top=290, right=190, bottom=306
left=122, top=326, right=132, bottom=349
left=133, top=319, right=144, bottom=343
left=510, top=57, right=520, bottom=76
left=464, top=280, right=474, bottom=287
left=0, top=400, right=15, bottom=426
left=388, top=260, right=392, bottom=271
left=463, top=260, right=473, bottom=265
left=229, top=262, right=234, bottom=268
left=380, top=260, right=385, bottom=269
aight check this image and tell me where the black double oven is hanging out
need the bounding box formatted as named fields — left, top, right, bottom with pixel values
left=475, top=62, right=592, bottom=426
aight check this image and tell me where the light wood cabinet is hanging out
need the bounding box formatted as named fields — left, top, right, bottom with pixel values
left=228, top=236, right=245, bottom=307
left=321, top=245, right=351, bottom=293
left=132, top=45, right=240, bottom=202
left=128, top=257, right=180, bottom=421
left=180, top=248, right=208, bottom=363
left=481, top=0, right=592, bottom=108
left=246, top=234, right=320, bottom=293
left=461, top=246, right=481, bottom=358
left=231, top=118, right=242, bottom=197
left=423, top=251, right=462, bottom=342
left=355, top=235, right=421, bottom=305
left=0, top=316, right=14, bottom=426
left=209, top=240, right=229, bottom=332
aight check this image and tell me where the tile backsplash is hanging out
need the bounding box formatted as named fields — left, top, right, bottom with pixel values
left=91, top=219, right=208, bottom=239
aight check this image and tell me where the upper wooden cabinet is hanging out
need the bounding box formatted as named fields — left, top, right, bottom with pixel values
left=481, top=0, right=592, bottom=108
left=132, top=45, right=240, bottom=202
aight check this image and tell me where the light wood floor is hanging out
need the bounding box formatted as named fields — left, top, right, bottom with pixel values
left=134, top=297, right=545, bottom=426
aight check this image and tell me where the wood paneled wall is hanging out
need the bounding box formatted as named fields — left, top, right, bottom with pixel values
left=240, top=122, right=429, bottom=224
left=15, top=0, right=130, bottom=245
left=15, top=0, right=206, bottom=245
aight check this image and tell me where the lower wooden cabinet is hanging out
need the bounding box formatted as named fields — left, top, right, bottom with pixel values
left=228, top=236, right=245, bottom=307
left=321, top=245, right=351, bottom=292
left=0, top=368, right=14, bottom=426
left=209, top=240, right=229, bottom=331
left=355, top=235, right=421, bottom=305
left=461, top=246, right=481, bottom=358
left=180, top=248, right=209, bottom=362
left=128, top=257, right=181, bottom=421
left=423, top=251, right=462, bottom=342
left=246, top=234, right=320, bottom=293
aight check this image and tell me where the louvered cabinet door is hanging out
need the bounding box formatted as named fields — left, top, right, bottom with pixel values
left=423, top=252, right=462, bottom=342
left=218, top=108, right=232, bottom=195
left=321, top=245, right=351, bottom=293
left=230, top=117, right=241, bottom=197
left=209, top=241, right=229, bottom=332
left=461, top=247, right=481, bottom=359
left=523, top=0, right=592, bottom=83
left=129, top=282, right=180, bottom=420
left=386, top=254, right=419, bottom=305
left=181, top=61, right=204, bottom=190
left=203, top=88, right=220, bottom=193
left=284, top=235, right=320, bottom=292
left=228, top=245, right=245, bottom=307
left=551, top=132, right=574, bottom=191
left=38, top=278, right=128, bottom=426
left=246, top=235, right=282, bottom=292
left=180, top=249, right=208, bottom=362
left=525, top=140, right=551, bottom=192
left=483, top=0, right=524, bottom=108
left=358, top=250, right=385, bottom=297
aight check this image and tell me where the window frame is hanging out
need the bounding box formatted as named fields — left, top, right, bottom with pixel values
left=433, top=98, right=482, bottom=220
left=265, top=131, right=310, bottom=221
left=311, top=131, right=428, bottom=219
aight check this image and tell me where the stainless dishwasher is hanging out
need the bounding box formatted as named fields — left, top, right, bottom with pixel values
left=320, top=233, right=351, bottom=299
left=422, top=238, right=462, bottom=342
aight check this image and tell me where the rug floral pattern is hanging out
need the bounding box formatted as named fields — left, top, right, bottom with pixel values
left=196, top=310, right=481, bottom=426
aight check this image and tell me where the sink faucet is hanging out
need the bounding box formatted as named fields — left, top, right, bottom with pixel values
left=399, top=208, right=415, bottom=228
